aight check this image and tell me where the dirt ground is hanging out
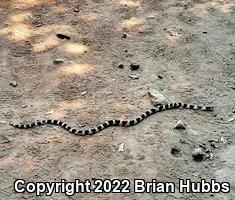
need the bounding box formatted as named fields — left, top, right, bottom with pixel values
left=0, top=0, right=234, bottom=199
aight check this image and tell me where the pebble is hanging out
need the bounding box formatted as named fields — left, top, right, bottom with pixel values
left=118, top=64, right=124, bottom=69
left=174, top=120, right=186, bottom=129
left=180, top=138, right=188, bottom=144
left=56, top=33, right=70, bottom=40
left=53, top=59, right=65, bottom=65
left=192, top=147, right=204, bottom=161
left=209, top=152, right=214, bottom=160
left=203, top=31, right=208, bottom=34
left=158, top=75, right=163, bottom=79
left=9, top=81, right=17, bottom=87
left=210, top=143, right=218, bottom=148
left=35, top=23, right=42, bottom=27
left=81, top=91, right=87, bottom=96
left=228, top=117, right=234, bottom=122
left=129, top=74, right=139, bottom=79
left=220, top=136, right=227, bottom=144
left=20, top=105, right=27, bottom=108
left=130, top=63, right=140, bottom=71
left=0, top=120, right=8, bottom=124
left=73, top=5, right=80, bottom=12
left=198, top=143, right=207, bottom=150
left=45, top=110, right=54, bottom=115
left=171, top=146, right=181, bottom=157
left=122, top=33, right=127, bottom=38
left=146, top=16, right=156, bottom=19
left=208, top=139, right=219, bottom=143
left=118, top=143, right=125, bottom=152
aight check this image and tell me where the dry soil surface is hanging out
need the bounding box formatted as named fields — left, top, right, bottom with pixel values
left=0, top=0, right=234, bottom=199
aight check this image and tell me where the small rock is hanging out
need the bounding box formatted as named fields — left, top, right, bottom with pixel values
left=158, top=75, right=163, bottom=79
left=203, top=31, right=208, bottom=34
left=146, top=16, right=156, bottom=19
left=45, top=110, right=54, bottom=115
left=180, top=138, right=188, bottom=144
left=192, top=147, right=204, bottom=161
left=20, top=105, right=27, bottom=108
left=130, top=63, right=140, bottom=71
left=219, top=93, right=226, bottom=97
left=53, top=59, right=65, bottom=65
left=198, top=143, right=207, bottom=150
left=171, top=146, right=181, bottom=157
left=208, top=139, right=219, bottom=143
left=129, top=74, right=139, bottom=79
left=79, top=124, right=85, bottom=128
left=56, top=33, right=70, bottom=40
left=73, top=5, right=80, bottom=12
left=220, top=136, right=227, bottom=144
left=0, top=120, right=8, bottom=124
left=209, top=152, right=214, bottom=160
left=124, top=49, right=128, bottom=53
left=210, top=143, right=218, bottom=148
left=118, top=64, right=124, bottom=69
left=122, top=33, right=127, bottom=38
left=9, top=81, right=17, bottom=87
left=35, top=23, right=42, bottom=27
left=228, top=117, right=234, bottom=122
left=232, top=110, right=235, bottom=113
left=174, top=120, right=186, bottom=129
left=81, top=91, right=87, bottom=96
left=148, top=88, right=169, bottom=105
left=118, top=143, right=125, bottom=152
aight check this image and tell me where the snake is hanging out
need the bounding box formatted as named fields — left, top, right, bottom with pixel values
left=10, top=102, right=213, bottom=136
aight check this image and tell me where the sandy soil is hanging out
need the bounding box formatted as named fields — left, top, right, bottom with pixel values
left=0, top=0, right=234, bottom=199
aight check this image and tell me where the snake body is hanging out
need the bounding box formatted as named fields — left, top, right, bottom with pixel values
left=10, top=102, right=213, bottom=136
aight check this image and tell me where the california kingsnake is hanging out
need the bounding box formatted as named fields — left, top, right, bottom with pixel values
left=10, top=103, right=213, bottom=136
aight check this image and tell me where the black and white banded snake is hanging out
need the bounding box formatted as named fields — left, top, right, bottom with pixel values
left=10, top=102, right=213, bottom=136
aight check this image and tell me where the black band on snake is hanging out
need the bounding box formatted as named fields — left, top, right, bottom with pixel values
left=10, top=102, right=213, bottom=136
